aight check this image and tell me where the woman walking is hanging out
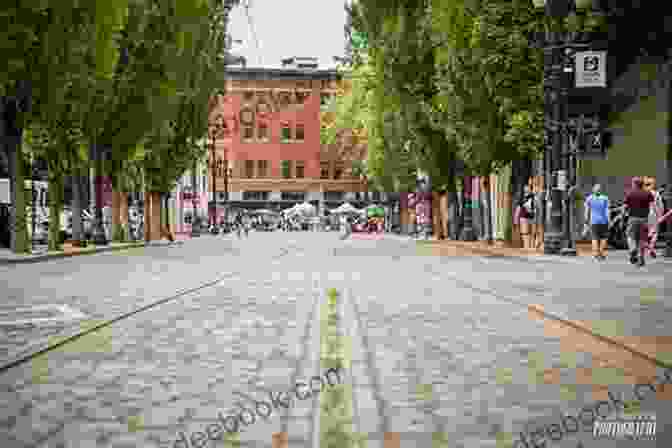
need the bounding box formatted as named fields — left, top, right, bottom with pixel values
left=643, top=177, right=663, bottom=258
left=514, top=185, right=536, bottom=250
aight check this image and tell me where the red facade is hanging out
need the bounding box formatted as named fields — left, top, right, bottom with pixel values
left=205, top=68, right=366, bottom=217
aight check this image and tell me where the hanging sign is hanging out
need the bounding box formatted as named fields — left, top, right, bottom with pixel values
left=575, top=51, right=607, bottom=88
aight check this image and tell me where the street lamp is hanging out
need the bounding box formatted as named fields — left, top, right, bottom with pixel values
left=533, top=0, right=599, bottom=255
left=208, top=113, right=228, bottom=227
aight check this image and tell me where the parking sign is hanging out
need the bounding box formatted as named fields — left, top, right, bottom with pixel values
left=575, top=51, right=606, bottom=87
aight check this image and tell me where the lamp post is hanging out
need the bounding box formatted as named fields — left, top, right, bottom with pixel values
left=208, top=114, right=227, bottom=227
left=533, top=0, right=601, bottom=255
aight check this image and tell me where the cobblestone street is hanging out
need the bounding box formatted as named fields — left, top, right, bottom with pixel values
left=0, top=232, right=669, bottom=447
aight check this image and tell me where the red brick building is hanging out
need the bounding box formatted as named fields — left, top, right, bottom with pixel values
left=207, top=61, right=370, bottom=222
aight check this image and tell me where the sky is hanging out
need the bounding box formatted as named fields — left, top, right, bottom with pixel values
left=226, top=0, right=347, bottom=69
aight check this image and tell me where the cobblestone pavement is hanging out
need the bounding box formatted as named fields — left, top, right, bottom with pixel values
left=0, top=232, right=668, bottom=447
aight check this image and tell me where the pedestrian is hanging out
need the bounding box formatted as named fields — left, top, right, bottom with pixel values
left=583, top=183, right=610, bottom=261
left=514, top=185, right=536, bottom=250
left=235, top=213, right=243, bottom=239
left=532, top=181, right=545, bottom=249
left=643, top=177, right=664, bottom=258
left=624, top=177, right=655, bottom=266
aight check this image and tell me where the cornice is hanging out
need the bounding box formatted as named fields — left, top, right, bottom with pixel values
left=225, top=68, right=341, bottom=81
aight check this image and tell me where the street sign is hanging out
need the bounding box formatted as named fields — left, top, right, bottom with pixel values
left=578, top=130, right=609, bottom=160
left=575, top=51, right=606, bottom=88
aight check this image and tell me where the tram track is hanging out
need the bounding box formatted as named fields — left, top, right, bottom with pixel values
left=0, top=243, right=298, bottom=375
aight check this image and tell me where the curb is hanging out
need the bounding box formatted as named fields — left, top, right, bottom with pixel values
left=526, top=302, right=672, bottom=371
left=0, top=240, right=184, bottom=265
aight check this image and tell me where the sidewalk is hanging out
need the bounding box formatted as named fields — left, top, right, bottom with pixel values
left=404, top=236, right=672, bottom=368
left=0, top=239, right=185, bottom=264
left=384, top=233, right=672, bottom=263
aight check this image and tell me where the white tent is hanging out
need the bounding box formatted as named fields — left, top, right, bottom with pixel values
left=253, top=209, right=277, bottom=216
left=293, top=202, right=316, bottom=216
left=332, top=202, right=360, bottom=215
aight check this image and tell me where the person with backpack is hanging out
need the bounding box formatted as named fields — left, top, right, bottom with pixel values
left=514, top=185, right=536, bottom=250
left=583, top=184, right=610, bottom=261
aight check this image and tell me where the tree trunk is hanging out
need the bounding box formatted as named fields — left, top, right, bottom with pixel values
left=71, top=169, right=83, bottom=242
left=498, top=164, right=513, bottom=243
left=120, top=191, right=129, bottom=240
left=150, top=191, right=161, bottom=241
left=48, top=173, right=63, bottom=251
left=439, top=192, right=449, bottom=240
left=432, top=191, right=444, bottom=240
left=5, top=104, right=29, bottom=253
left=111, top=188, right=121, bottom=241
left=11, top=142, right=29, bottom=253
left=144, top=190, right=151, bottom=242
left=164, top=193, right=171, bottom=234
left=482, top=176, right=493, bottom=242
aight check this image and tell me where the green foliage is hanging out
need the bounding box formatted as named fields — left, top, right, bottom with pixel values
left=432, top=0, right=545, bottom=174
left=339, top=0, right=586, bottom=186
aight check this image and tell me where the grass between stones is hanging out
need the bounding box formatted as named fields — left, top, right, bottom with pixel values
left=319, top=288, right=363, bottom=448
left=31, top=319, right=113, bottom=384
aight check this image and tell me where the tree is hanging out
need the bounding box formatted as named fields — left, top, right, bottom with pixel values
left=1, top=1, right=131, bottom=253
left=138, top=0, right=237, bottom=239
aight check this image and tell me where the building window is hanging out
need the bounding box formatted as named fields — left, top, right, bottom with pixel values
left=243, top=191, right=269, bottom=201
left=257, top=122, right=269, bottom=141
left=333, top=162, right=344, bottom=180
left=324, top=191, right=344, bottom=202
left=295, top=92, right=309, bottom=105
left=281, top=160, right=292, bottom=179
left=320, top=162, right=330, bottom=179
left=281, top=124, right=292, bottom=143
left=295, top=124, right=305, bottom=141
left=243, top=91, right=254, bottom=101
left=295, top=161, right=305, bottom=179
left=243, top=126, right=254, bottom=141
left=257, top=160, right=268, bottom=178
left=277, top=92, right=292, bottom=110
left=245, top=160, right=255, bottom=179
left=281, top=191, right=305, bottom=202
left=221, top=120, right=231, bottom=137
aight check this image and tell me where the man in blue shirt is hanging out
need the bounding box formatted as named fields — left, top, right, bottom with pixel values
left=584, top=184, right=610, bottom=261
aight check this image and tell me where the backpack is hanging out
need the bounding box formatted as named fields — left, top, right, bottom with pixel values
left=521, top=194, right=535, bottom=219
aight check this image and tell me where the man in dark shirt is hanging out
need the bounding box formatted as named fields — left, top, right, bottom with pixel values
left=624, top=177, right=654, bottom=266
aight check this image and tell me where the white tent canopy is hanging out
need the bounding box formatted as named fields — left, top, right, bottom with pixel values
left=253, top=209, right=277, bottom=215
left=283, top=202, right=316, bottom=217
left=332, top=202, right=360, bottom=215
